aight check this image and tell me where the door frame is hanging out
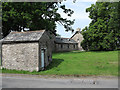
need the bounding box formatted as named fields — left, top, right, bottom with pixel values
left=41, top=48, right=46, bottom=70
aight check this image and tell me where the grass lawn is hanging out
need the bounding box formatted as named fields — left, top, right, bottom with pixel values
left=2, top=51, right=118, bottom=76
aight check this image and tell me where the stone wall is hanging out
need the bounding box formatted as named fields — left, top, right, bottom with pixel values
left=2, top=43, right=39, bottom=72
left=39, top=32, right=53, bottom=69
left=54, top=43, right=78, bottom=52
left=46, top=31, right=56, bottom=52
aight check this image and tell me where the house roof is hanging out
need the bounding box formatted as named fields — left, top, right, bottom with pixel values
left=55, top=37, right=77, bottom=44
left=71, top=31, right=82, bottom=39
left=2, top=30, right=45, bottom=43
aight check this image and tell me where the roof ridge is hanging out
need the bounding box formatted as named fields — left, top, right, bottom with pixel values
left=11, top=30, right=45, bottom=34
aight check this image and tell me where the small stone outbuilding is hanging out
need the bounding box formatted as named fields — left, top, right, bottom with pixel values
left=1, top=30, right=53, bottom=72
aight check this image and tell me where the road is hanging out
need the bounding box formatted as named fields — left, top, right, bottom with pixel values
left=0, top=75, right=118, bottom=88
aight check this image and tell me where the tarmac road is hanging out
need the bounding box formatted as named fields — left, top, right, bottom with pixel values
left=0, top=74, right=118, bottom=88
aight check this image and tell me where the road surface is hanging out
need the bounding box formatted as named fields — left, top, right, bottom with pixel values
left=0, top=74, right=118, bottom=88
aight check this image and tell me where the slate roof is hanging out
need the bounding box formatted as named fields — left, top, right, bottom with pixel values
left=55, top=37, right=77, bottom=44
left=2, top=30, right=45, bottom=43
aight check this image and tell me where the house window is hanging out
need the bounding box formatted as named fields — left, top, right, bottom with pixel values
left=46, top=42, right=48, bottom=48
left=61, top=44, right=63, bottom=48
left=68, top=44, right=69, bottom=48
left=74, top=45, right=76, bottom=48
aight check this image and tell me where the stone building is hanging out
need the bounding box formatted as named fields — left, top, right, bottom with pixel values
left=1, top=29, right=84, bottom=71
left=71, top=28, right=84, bottom=51
left=1, top=30, right=53, bottom=72
left=54, top=37, right=78, bottom=52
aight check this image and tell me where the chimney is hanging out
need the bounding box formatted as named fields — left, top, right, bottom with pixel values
left=76, top=28, right=81, bottom=33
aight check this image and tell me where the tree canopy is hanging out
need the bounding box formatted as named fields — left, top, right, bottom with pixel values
left=81, top=2, right=120, bottom=51
left=2, top=2, right=75, bottom=37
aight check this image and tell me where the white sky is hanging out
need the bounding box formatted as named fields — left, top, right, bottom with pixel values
left=56, top=0, right=96, bottom=38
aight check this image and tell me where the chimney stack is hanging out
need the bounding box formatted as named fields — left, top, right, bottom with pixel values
left=76, top=28, right=81, bottom=33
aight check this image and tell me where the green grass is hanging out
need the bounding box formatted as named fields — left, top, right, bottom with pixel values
left=2, top=51, right=119, bottom=76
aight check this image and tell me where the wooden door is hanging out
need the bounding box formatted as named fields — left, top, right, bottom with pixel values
left=41, top=49, right=45, bottom=68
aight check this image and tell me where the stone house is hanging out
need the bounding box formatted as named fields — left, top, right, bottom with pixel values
left=71, top=28, right=84, bottom=51
left=54, top=37, right=78, bottom=52
left=1, top=30, right=53, bottom=72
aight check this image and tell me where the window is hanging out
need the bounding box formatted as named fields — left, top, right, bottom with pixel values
left=74, top=45, right=76, bottom=48
left=61, top=44, right=63, bottom=48
left=68, top=44, right=69, bottom=48
left=46, top=42, right=48, bottom=48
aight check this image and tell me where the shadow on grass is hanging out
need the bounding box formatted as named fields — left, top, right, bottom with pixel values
left=45, top=59, right=64, bottom=70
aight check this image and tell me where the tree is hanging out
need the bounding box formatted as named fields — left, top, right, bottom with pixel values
left=2, top=2, right=75, bottom=37
left=81, top=2, right=120, bottom=51
left=56, top=33, right=61, bottom=36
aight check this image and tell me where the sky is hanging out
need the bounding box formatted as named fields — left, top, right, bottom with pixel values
left=56, top=0, right=96, bottom=38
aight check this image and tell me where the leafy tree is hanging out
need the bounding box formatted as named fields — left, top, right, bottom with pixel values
left=2, top=2, right=74, bottom=37
left=81, top=2, right=120, bottom=51
left=56, top=33, right=61, bottom=36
